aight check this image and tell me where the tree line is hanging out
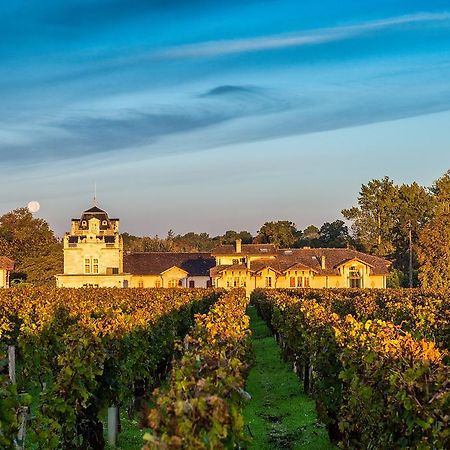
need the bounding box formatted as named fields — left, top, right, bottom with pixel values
left=0, top=170, right=449, bottom=287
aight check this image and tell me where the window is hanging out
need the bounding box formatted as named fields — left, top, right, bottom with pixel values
left=290, top=277, right=295, bottom=287
left=189, top=280, right=195, bottom=288
left=234, top=277, right=239, bottom=287
left=178, top=280, right=183, bottom=287
left=155, top=280, right=161, bottom=288
left=102, top=220, right=108, bottom=226
left=84, top=258, right=91, bottom=274
left=138, top=280, right=144, bottom=288
left=168, top=280, right=178, bottom=288
left=232, top=259, right=239, bottom=265
left=106, top=267, right=119, bottom=275
left=206, top=280, right=212, bottom=288
left=265, top=276, right=272, bottom=288
left=304, top=277, right=310, bottom=287
left=349, top=266, right=362, bottom=288
left=93, top=259, right=99, bottom=274
left=297, top=277, right=303, bottom=287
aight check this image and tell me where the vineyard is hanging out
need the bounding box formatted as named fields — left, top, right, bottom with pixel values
left=0, top=287, right=225, bottom=448
left=2, top=287, right=450, bottom=449
left=252, top=288, right=450, bottom=449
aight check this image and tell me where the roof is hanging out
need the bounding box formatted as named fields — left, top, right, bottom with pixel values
left=210, top=248, right=391, bottom=277
left=0, top=257, right=15, bottom=271
left=212, top=243, right=277, bottom=256
left=77, top=206, right=113, bottom=230
left=272, top=248, right=390, bottom=275
left=124, top=252, right=215, bottom=276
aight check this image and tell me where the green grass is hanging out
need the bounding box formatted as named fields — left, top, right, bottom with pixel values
left=102, top=411, right=148, bottom=450
left=243, top=306, right=335, bottom=450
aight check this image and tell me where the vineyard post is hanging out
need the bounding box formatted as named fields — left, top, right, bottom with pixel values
left=108, top=406, right=119, bottom=446
left=8, top=345, right=16, bottom=384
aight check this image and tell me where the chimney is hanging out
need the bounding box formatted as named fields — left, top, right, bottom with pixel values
left=235, top=239, right=242, bottom=253
left=321, top=255, right=326, bottom=270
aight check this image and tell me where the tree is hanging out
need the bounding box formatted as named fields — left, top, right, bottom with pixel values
left=418, top=171, right=450, bottom=288
left=392, top=182, right=433, bottom=285
left=298, top=225, right=319, bottom=247
left=220, top=230, right=253, bottom=245
left=317, top=220, right=350, bottom=248
left=342, top=177, right=399, bottom=257
left=0, top=208, right=62, bottom=285
left=255, top=221, right=300, bottom=248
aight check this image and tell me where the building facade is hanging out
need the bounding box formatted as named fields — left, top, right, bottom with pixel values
left=211, top=240, right=391, bottom=296
left=56, top=206, right=390, bottom=291
left=56, top=206, right=214, bottom=288
left=0, top=256, right=15, bottom=288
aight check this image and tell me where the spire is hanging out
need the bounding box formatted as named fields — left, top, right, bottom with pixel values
left=93, top=183, right=97, bottom=207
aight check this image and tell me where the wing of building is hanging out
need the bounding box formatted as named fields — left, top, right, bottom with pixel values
left=124, top=252, right=214, bottom=288
left=56, top=206, right=391, bottom=291
left=0, top=256, right=15, bottom=288
left=211, top=240, right=391, bottom=295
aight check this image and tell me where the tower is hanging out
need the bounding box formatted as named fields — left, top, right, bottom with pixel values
left=56, top=206, right=130, bottom=288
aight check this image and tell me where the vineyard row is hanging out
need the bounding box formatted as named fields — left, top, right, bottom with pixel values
left=252, top=288, right=450, bottom=449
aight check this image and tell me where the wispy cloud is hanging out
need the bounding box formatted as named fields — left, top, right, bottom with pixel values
left=159, top=12, right=450, bottom=59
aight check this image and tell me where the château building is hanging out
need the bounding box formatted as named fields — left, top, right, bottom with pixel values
left=0, top=257, right=15, bottom=288
left=56, top=205, right=391, bottom=292
left=55, top=206, right=214, bottom=288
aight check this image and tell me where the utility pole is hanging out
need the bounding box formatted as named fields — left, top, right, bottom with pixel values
left=408, top=220, right=413, bottom=288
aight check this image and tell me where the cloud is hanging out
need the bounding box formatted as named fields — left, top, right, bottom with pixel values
left=158, top=12, right=450, bottom=59
left=0, top=85, right=292, bottom=164
left=200, top=85, right=259, bottom=97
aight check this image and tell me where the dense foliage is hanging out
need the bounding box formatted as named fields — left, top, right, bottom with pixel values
left=252, top=288, right=450, bottom=449
left=144, top=289, right=251, bottom=450
left=0, top=208, right=62, bottom=285
left=0, top=287, right=222, bottom=449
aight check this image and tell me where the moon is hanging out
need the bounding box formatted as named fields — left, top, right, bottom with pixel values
left=27, top=201, right=40, bottom=213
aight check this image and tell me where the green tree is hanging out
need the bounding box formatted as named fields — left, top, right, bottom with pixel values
left=342, top=177, right=399, bottom=257
left=220, top=230, right=253, bottom=245
left=317, top=220, right=350, bottom=248
left=392, top=182, right=433, bottom=285
left=299, top=225, right=319, bottom=247
left=418, top=171, right=450, bottom=288
left=0, top=208, right=62, bottom=285
left=255, top=221, right=300, bottom=248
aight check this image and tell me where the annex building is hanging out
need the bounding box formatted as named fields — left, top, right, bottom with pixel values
left=56, top=205, right=391, bottom=293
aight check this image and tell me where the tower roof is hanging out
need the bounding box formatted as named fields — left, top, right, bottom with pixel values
left=79, top=205, right=113, bottom=230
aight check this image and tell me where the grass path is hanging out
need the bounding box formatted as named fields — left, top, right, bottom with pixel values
left=243, top=306, right=335, bottom=450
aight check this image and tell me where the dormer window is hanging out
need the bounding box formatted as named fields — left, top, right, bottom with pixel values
left=82, top=220, right=87, bottom=227
left=102, top=220, right=108, bottom=226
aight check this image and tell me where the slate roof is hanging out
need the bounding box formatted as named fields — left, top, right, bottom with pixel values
left=124, top=252, right=215, bottom=276
left=0, top=257, right=15, bottom=271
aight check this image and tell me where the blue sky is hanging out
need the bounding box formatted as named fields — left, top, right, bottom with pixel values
left=1, top=0, right=450, bottom=236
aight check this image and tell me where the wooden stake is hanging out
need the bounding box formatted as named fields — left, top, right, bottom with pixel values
left=8, top=345, right=16, bottom=384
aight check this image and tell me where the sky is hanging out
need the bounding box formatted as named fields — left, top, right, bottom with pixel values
left=1, top=0, right=450, bottom=237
